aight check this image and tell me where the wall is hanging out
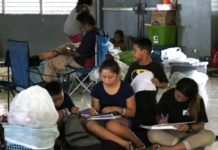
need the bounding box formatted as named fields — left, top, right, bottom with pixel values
left=177, top=0, right=211, bottom=57
left=0, top=2, right=96, bottom=57
left=102, top=0, right=212, bottom=57
left=0, top=15, right=69, bottom=57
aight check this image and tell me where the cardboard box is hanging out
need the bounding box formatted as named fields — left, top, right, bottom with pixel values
left=152, top=11, right=176, bottom=17
left=151, top=17, right=176, bottom=26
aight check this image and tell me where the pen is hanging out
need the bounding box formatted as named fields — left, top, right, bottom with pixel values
left=161, top=113, right=165, bottom=119
left=87, top=103, right=99, bottom=115
left=165, top=114, right=169, bottom=121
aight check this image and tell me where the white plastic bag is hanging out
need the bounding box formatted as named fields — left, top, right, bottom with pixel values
left=169, top=72, right=187, bottom=87
left=187, top=71, right=209, bottom=90
left=169, top=71, right=209, bottom=89
left=161, top=47, right=186, bottom=61
left=8, top=86, right=58, bottom=128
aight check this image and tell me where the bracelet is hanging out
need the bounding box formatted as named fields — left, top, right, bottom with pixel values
left=121, top=108, right=126, bottom=116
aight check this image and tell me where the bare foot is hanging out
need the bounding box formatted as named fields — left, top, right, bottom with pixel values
left=125, top=142, right=134, bottom=150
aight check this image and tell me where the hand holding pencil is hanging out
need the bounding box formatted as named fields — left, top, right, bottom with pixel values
left=159, top=114, right=169, bottom=124
left=87, top=103, right=99, bottom=116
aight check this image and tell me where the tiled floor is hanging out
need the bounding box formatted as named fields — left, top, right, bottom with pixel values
left=0, top=77, right=218, bottom=149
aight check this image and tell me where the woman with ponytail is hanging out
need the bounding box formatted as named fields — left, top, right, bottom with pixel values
left=148, top=78, right=215, bottom=150
left=86, top=54, right=145, bottom=150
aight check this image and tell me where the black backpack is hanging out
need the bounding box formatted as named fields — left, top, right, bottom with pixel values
left=64, top=114, right=101, bottom=150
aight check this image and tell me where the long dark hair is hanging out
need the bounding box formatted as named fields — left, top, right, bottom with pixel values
left=176, top=78, right=200, bottom=122
left=77, top=0, right=93, bottom=6
left=99, top=54, right=120, bottom=75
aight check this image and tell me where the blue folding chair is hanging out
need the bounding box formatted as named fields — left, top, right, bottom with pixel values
left=66, top=35, right=109, bottom=95
left=6, top=40, right=46, bottom=110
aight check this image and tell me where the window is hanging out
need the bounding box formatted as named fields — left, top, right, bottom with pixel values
left=0, top=0, right=2, bottom=14
left=43, top=0, right=77, bottom=15
left=5, top=0, right=40, bottom=14
left=1, top=0, right=78, bottom=15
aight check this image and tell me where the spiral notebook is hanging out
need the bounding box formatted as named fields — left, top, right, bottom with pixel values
left=87, top=112, right=122, bottom=120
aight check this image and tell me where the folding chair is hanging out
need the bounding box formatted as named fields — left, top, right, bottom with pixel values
left=66, top=34, right=109, bottom=95
left=6, top=39, right=46, bottom=110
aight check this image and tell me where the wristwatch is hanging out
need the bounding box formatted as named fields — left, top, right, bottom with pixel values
left=186, top=124, right=193, bottom=133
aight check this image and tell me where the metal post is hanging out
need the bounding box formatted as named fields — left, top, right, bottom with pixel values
left=96, top=0, right=103, bottom=28
left=40, top=0, right=43, bottom=15
left=101, top=1, right=156, bottom=37
left=2, top=0, right=5, bottom=14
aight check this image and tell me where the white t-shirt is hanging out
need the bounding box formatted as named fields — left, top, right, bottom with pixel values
left=64, top=7, right=81, bottom=36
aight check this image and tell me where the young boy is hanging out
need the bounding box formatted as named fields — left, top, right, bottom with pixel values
left=45, top=81, right=79, bottom=124
left=124, top=38, right=169, bottom=132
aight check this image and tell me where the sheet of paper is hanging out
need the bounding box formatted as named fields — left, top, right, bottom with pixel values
left=140, top=121, right=195, bottom=130
left=131, top=72, right=156, bottom=93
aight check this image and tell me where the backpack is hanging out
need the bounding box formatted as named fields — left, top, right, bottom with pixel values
left=64, top=114, right=101, bottom=150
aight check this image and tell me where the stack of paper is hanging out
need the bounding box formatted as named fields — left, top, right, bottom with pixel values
left=87, top=112, right=121, bottom=120
left=140, top=121, right=195, bottom=130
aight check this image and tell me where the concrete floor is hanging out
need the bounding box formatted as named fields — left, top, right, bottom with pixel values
left=0, top=77, right=218, bottom=149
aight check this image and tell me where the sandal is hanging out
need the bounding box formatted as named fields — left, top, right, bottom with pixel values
left=153, top=144, right=161, bottom=150
left=136, top=144, right=146, bottom=150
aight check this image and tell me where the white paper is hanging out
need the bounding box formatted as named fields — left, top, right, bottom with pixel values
left=131, top=72, right=156, bottom=93
left=140, top=121, right=195, bottom=130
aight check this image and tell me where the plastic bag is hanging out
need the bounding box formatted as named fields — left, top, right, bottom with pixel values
left=118, top=50, right=135, bottom=66
left=89, top=69, right=100, bottom=82
left=161, top=47, right=186, bottom=61
left=187, top=71, right=209, bottom=90
left=4, top=125, right=59, bottom=149
left=8, top=86, right=58, bottom=128
left=169, top=71, right=209, bottom=89
left=169, top=72, right=187, bottom=87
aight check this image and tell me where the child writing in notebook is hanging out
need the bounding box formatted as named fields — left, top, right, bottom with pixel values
left=86, top=54, right=145, bottom=150
left=45, top=81, right=79, bottom=124
left=148, top=78, right=215, bottom=150
left=124, top=38, right=168, bottom=132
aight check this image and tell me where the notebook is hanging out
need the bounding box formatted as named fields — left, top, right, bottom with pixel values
left=87, top=112, right=122, bottom=120
left=140, top=121, right=195, bottom=130
left=79, top=108, right=90, bottom=117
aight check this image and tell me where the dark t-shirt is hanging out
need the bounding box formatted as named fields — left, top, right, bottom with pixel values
left=56, top=93, right=75, bottom=111
left=124, top=61, right=168, bottom=115
left=157, top=88, right=208, bottom=123
left=74, top=27, right=106, bottom=66
left=124, top=61, right=168, bottom=86
left=91, top=81, right=134, bottom=112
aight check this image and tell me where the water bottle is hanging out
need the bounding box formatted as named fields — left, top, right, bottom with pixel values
left=164, top=52, right=169, bottom=67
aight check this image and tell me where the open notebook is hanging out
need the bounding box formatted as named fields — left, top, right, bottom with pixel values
left=87, top=112, right=122, bottom=120
left=140, top=121, right=195, bottom=130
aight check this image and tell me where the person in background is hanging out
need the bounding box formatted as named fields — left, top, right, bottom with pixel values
left=64, top=0, right=93, bottom=43
left=110, top=30, right=126, bottom=51
left=45, top=81, right=79, bottom=124
left=148, top=78, right=215, bottom=150
left=124, top=38, right=168, bottom=132
left=43, top=11, right=107, bottom=82
left=38, top=0, right=93, bottom=62
left=86, top=54, right=145, bottom=150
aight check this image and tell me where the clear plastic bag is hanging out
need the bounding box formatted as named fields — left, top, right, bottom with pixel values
left=8, top=86, right=58, bottom=128
left=169, top=71, right=209, bottom=89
